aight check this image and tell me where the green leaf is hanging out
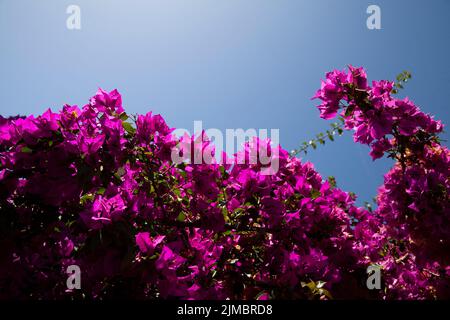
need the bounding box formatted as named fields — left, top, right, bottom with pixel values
left=311, top=189, right=321, bottom=199
left=122, top=121, right=136, bottom=135
left=328, top=134, right=334, bottom=141
left=301, top=281, right=316, bottom=291
left=327, top=176, right=337, bottom=188
left=316, top=281, right=326, bottom=289
left=21, top=146, right=33, bottom=153
left=177, top=212, right=186, bottom=222
left=119, top=112, right=129, bottom=121
left=80, top=193, right=95, bottom=205
left=219, top=166, right=227, bottom=176
left=173, top=188, right=181, bottom=197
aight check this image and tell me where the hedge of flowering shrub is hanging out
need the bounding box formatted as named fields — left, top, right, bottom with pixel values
left=0, top=66, right=448, bottom=300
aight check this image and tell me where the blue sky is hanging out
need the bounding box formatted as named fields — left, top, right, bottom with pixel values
left=1, top=0, right=449, bottom=205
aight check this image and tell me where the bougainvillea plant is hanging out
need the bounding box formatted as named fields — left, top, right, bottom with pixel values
left=0, top=66, right=448, bottom=300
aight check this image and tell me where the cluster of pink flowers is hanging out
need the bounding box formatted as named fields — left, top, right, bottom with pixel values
left=314, top=66, right=449, bottom=299
left=313, top=66, right=443, bottom=159
left=0, top=66, right=448, bottom=300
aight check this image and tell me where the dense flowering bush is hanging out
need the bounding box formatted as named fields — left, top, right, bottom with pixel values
left=0, top=67, right=448, bottom=300
left=313, top=66, right=449, bottom=299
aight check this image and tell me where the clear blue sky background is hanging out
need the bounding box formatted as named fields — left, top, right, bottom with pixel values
left=1, top=0, right=449, bottom=205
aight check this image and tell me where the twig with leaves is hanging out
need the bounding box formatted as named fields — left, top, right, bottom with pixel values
left=291, top=71, right=412, bottom=157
